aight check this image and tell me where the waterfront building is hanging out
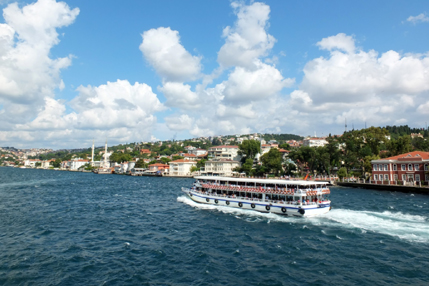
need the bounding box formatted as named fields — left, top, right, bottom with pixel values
left=24, top=159, right=42, bottom=167
left=168, top=159, right=197, bottom=176
left=208, top=145, right=240, bottom=161
left=70, top=159, right=89, bottom=170
left=148, top=163, right=169, bottom=173
left=201, top=159, right=240, bottom=177
left=371, top=151, right=429, bottom=184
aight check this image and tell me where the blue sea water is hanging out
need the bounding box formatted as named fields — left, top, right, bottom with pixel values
left=0, top=167, right=428, bottom=286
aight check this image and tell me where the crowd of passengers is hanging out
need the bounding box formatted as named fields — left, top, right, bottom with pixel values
left=191, top=186, right=328, bottom=204
left=196, top=181, right=327, bottom=192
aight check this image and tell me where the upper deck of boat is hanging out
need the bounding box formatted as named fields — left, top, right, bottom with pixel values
left=194, top=176, right=328, bottom=186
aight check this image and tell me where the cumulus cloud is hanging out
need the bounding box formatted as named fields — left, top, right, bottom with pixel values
left=317, top=33, right=356, bottom=54
left=70, top=80, right=164, bottom=130
left=158, top=82, right=200, bottom=109
left=299, top=37, right=429, bottom=106
left=284, top=33, right=429, bottom=135
left=406, top=13, right=429, bottom=24
left=165, top=114, right=193, bottom=131
left=0, top=0, right=79, bottom=124
left=218, top=1, right=276, bottom=69
left=10, top=79, right=165, bottom=147
left=140, top=27, right=201, bottom=82
left=218, top=61, right=294, bottom=103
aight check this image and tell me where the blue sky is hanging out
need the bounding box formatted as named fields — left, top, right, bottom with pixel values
left=0, top=0, right=428, bottom=148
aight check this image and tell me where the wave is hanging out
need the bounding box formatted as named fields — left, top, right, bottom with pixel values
left=177, top=196, right=429, bottom=243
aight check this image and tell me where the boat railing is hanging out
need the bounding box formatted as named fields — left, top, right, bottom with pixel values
left=201, top=183, right=330, bottom=195
left=192, top=189, right=329, bottom=206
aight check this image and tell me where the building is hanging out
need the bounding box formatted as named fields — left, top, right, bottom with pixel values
left=70, top=159, right=89, bottom=170
left=24, top=159, right=42, bottom=167
left=371, top=151, right=429, bottom=184
left=140, top=149, right=151, bottom=155
left=208, top=145, right=240, bottom=161
left=303, top=137, right=328, bottom=147
left=148, top=163, right=169, bottom=172
left=202, top=159, right=240, bottom=177
left=168, top=159, right=197, bottom=176
left=189, top=148, right=207, bottom=156
left=411, top=133, right=423, bottom=139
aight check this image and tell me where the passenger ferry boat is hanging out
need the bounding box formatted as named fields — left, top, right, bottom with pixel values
left=182, top=176, right=331, bottom=217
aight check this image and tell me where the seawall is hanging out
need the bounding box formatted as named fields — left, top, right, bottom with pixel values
left=337, top=182, right=429, bottom=195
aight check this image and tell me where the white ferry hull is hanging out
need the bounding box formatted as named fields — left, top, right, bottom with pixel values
left=182, top=188, right=330, bottom=217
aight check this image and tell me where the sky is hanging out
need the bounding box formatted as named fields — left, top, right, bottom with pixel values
left=0, top=0, right=428, bottom=149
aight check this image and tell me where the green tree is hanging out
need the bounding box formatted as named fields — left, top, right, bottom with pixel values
left=172, top=155, right=184, bottom=161
left=241, top=158, right=254, bottom=175
left=238, top=140, right=261, bottom=160
left=135, top=159, right=146, bottom=168
left=160, top=157, right=171, bottom=164
left=35, top=162, right=41, bottom=167
left=278, top=143, right=290, bottom=150
left=190, top=166, right=198, bottom=173
left=337, top=167, right=347, bottom=179
left=261, top=148, right=283, bottom=175
left=51, top=158, right=61, bottom=168
left=196, top=159, right=207, bottom=169
left=386, top=135, right=412, bottom=156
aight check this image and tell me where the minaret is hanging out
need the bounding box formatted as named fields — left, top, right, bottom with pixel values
left=104, top=140, right=108, bottom=168
left=91, top=140, right=94, bottom=166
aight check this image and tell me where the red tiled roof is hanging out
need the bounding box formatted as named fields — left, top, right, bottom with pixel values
left=169, top=159, right=197, bottom=163
left=380, top=151, right=429, bottom=161
left=184, top=154, right=196, bottom=157
left=148, top=163, right=169, bottom=167
left=209, top=145, right=238, bottom=149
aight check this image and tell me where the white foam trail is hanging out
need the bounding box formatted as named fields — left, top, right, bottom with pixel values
left=178, top=196, right=429, bottom=243
left=322, top=209, right=429, bottom=243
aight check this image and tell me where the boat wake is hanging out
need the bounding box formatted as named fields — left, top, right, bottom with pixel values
left=177, top=196, right=429, bottom=243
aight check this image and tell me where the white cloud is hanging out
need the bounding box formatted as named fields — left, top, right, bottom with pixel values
left=0, top=0, right=79, bottom=124
left=140, top=27, right=201, bottom=82
left=406, top=13, right=429, bottom=24
left=299, top=39, right=429, bottom=106
left=215, top=61, right=294, bottom=104
left=218, top=1, right=276, bottom=69
left=70, top=80, right=164, bottom=130
left=158, top=82, right=200, bottom=109
left=417, top=101, right=429, bottom=114
left=7, top=79, right=165, bottom=147
left=165, top=114, right=193, bottom=131
left=317, top=33, right=356, bottom=54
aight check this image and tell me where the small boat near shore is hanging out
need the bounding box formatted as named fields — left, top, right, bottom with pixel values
left=181, top=176, right=331, bottom=217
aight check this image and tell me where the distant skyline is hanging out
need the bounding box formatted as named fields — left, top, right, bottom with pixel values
left=0, top=0, right=428, bottom=149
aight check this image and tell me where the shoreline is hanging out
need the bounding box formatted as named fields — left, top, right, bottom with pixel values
left=336, top=182, right=429, bottom=195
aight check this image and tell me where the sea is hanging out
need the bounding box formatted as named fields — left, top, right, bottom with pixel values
left=0, top=167, right=428, bottom=286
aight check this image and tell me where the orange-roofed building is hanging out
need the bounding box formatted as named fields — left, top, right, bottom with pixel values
left=371, top=151, right=429, bottom=184
left=148, top=163, right=169, bottom=172
left=140, top=149, right=151, bottom=155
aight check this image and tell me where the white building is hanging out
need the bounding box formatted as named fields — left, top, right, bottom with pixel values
left=189, top=148, right=207, bottom=156
left=70, top=159, right=89, bottom=170
left=208, top=145, right=240, bottom=161
left=168, top=159, right=197, bottom=176
left=303, top=137, right=328, bottom=147
left=202, top=159, right=240, bottom=177
left=24, top=159, right=42, bottom=167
